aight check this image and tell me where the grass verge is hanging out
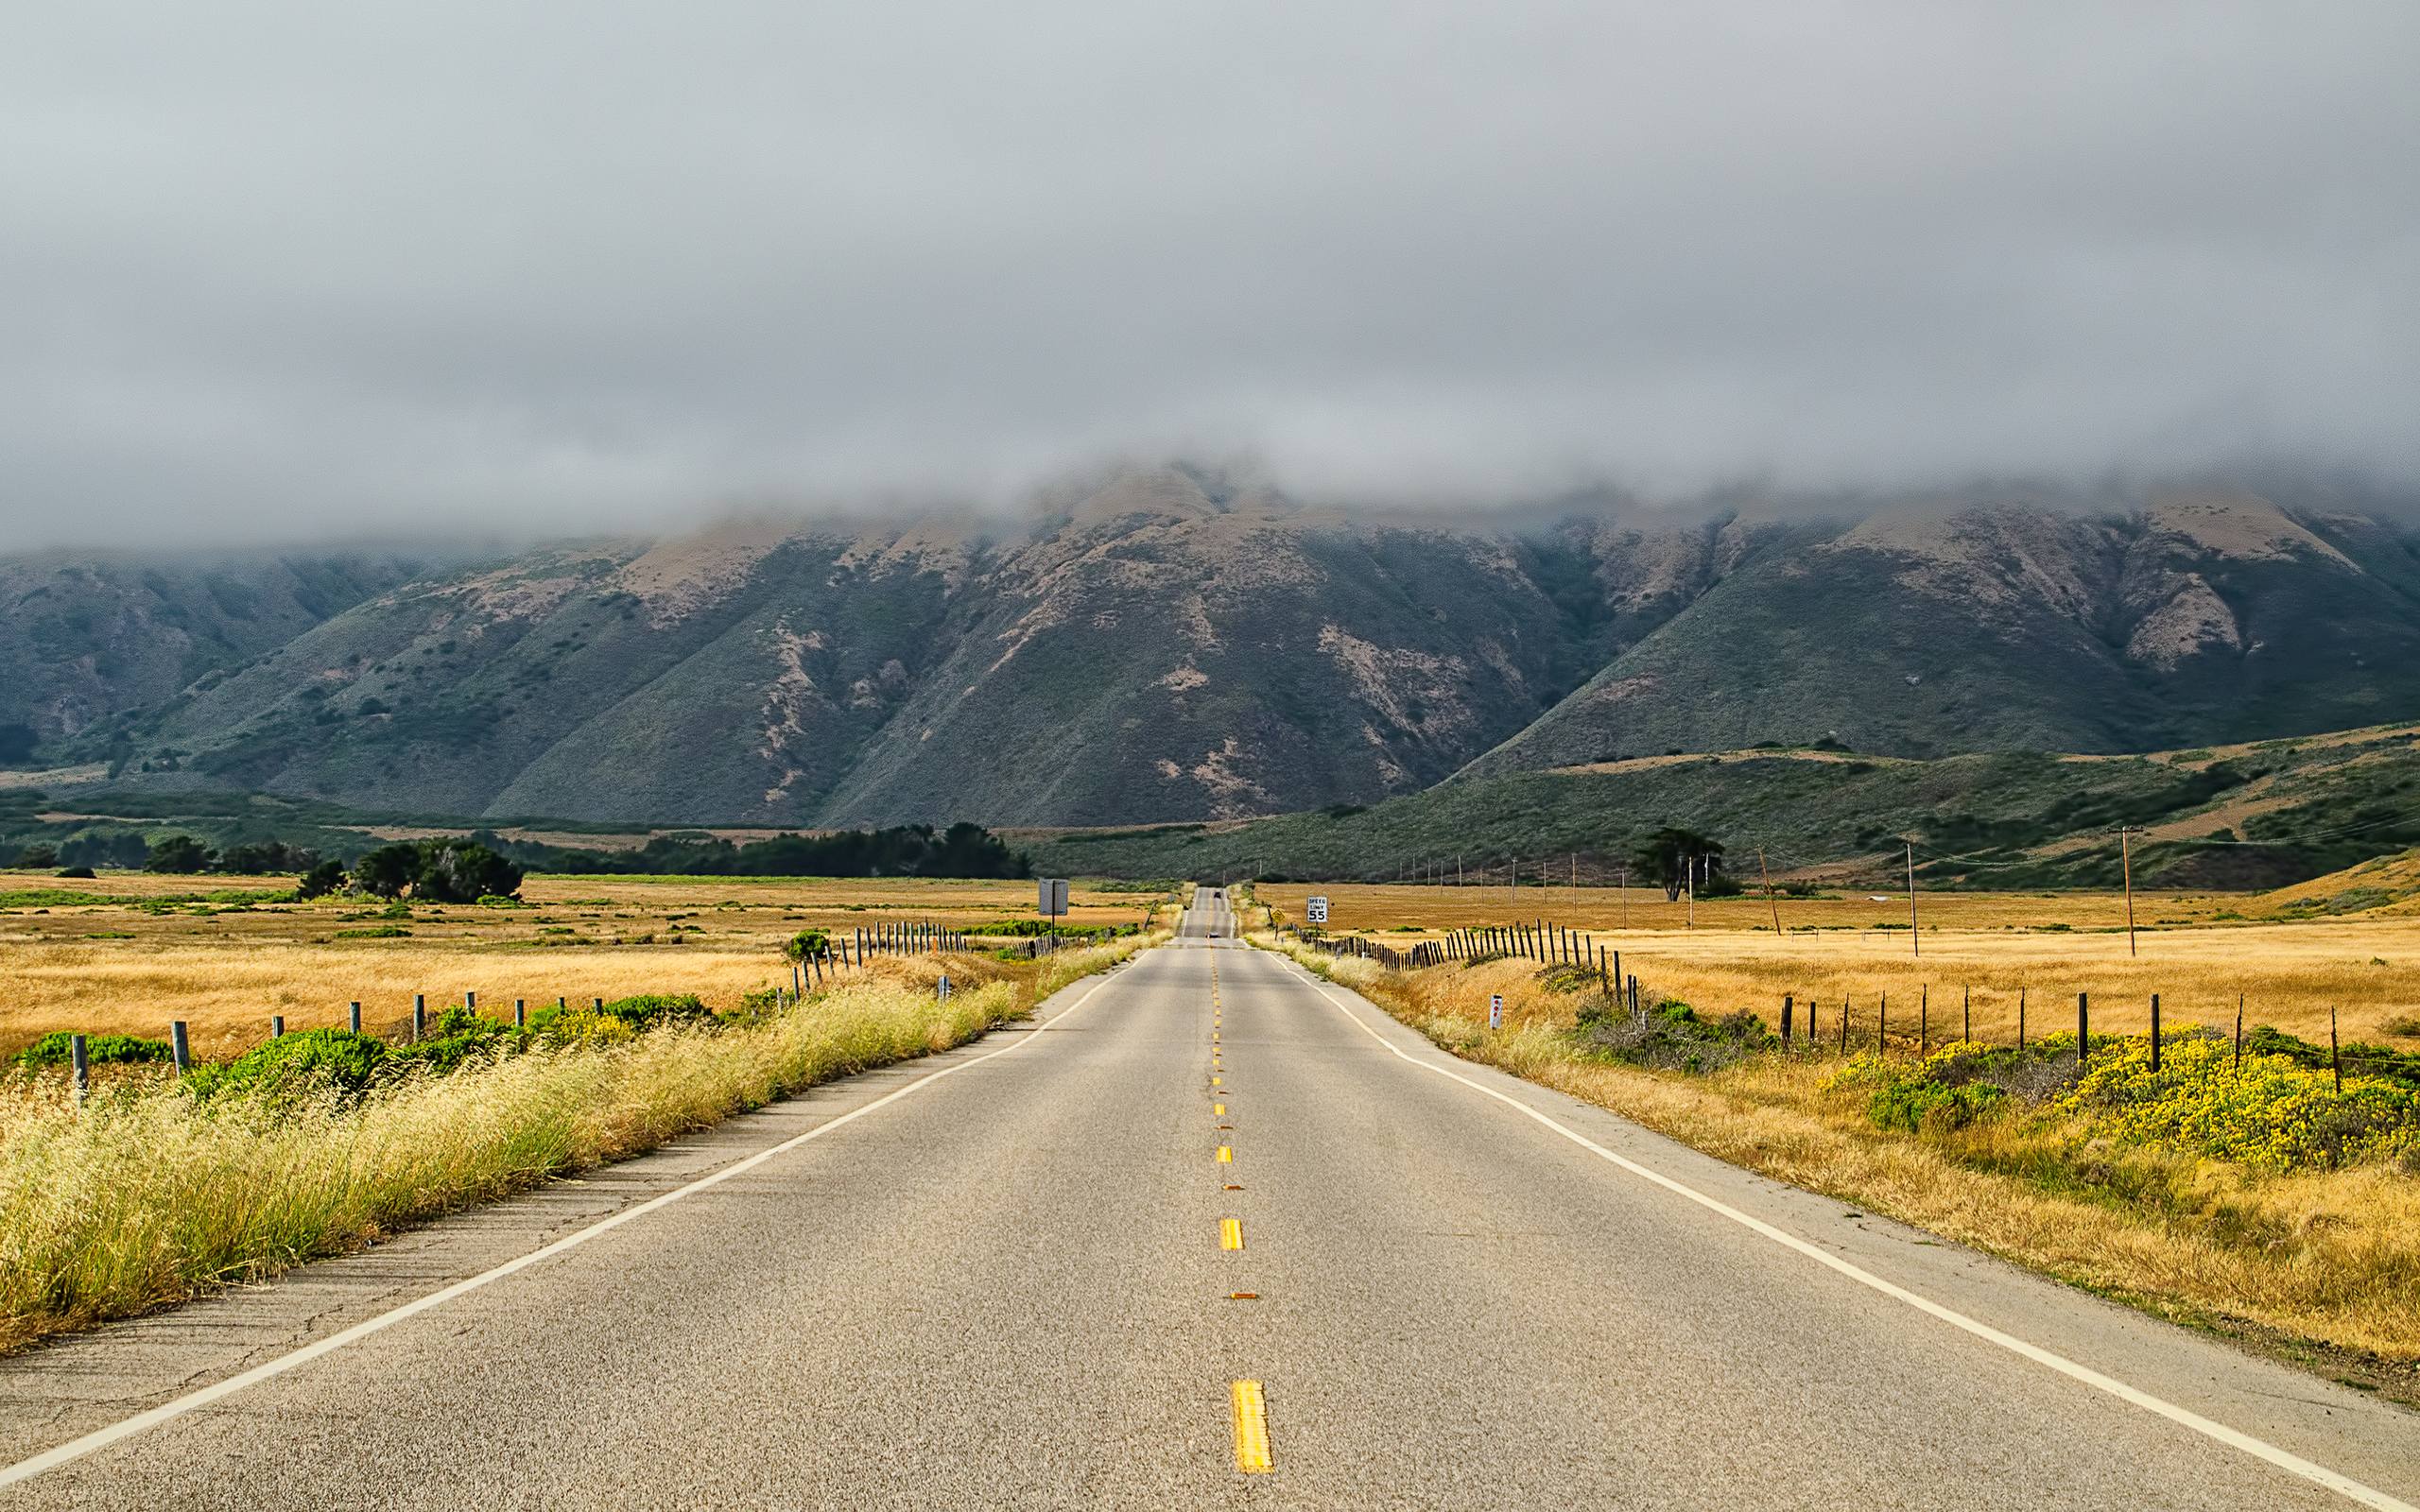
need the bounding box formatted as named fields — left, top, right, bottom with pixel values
left=1253, top=931, right=2420, bottom=1404
left=0, top=933, right=1157, bottom=1355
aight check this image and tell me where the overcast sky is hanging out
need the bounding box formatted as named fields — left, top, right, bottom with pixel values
left=3, top=3, right=2415, bottom=546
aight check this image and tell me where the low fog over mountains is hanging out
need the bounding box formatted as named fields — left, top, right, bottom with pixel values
left=8, top=468, right=2419, bottom=827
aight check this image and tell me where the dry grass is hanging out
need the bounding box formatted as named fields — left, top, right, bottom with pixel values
left=1257, top=883, right=2420, bottom=1048
left=1263, top=936, right=2420, bottom=1383
left=0, top=933, right=1156, bottom=1354
left=0, top=872, right=1168, bottom=1060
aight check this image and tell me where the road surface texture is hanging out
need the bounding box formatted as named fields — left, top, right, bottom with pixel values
left=3, top=889, right=2415, bottom=1508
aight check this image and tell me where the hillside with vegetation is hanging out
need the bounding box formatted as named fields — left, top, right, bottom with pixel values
left=1015, top=721, right=2420, bottom=891
left=6, top=469, right=2420, bottom=833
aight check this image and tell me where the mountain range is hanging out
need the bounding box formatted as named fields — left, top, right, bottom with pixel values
left=6, top=466, right=2419, bottom=830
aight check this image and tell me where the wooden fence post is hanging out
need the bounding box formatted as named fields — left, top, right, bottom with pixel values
left=2077, top=992, right=2089, bottom=1067
left=1781, top=994, right=1793, bottom=1045
left=1919, top=987, right=1927, bottom=1056
left=515, top=999, right=527, bottom=1029
left=2017, top=988, right=2026, bottom=1049
left=170, top=1021, right=190, bottom=1074
left=1879, top=993, right=1888, bottom=1056
left=71, top=1034, right=88, bottom=1103
left=1840, top=998, right=1850, bottom=1055
left=1962, top=986, right=1970, bottom=1044
left=2331, top=1005, right=2342, bottom=1092
left=349, top=1001, right=362, bottom=1033
left=412, top=994, right=425, bottom=1043
left=271, top=1015, right=285, bottom=1039
left=2234, top=995, right=2243, bottom=1074
left=2150, top=993, right=2161, bottom=1072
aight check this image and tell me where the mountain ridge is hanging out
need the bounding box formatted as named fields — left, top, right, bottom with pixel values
left=7, top=468, right=2418, bottom=827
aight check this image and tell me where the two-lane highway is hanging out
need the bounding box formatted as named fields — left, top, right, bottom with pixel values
left=3, top=890, right=2414, bottom=1507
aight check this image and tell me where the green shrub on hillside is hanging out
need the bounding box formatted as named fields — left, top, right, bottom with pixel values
left=183, top=1029, right=392, bottom=1102
left=15, top=1032, right=173, bottom=1069
left=783, top=930, right=830, bottom=961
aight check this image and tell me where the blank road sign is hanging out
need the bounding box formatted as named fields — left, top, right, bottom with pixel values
left=1039, top=878, right=1069, bottom=917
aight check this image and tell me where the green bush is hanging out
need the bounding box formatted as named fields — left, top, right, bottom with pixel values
left=1865, top=1075, right=2006, bottom=1134
left=388, top=1011, right=513, bottom=1074
left=15, top=1032, right=173, bottom=1069
left=183, top=1029, right=390, bottom=1101
left=527, top=993, right=711, bottom=1040
left=783, top=930, right=830, bottom=961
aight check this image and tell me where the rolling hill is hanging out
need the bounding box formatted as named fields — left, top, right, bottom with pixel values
left=6, top=468, right=2420, bottom=833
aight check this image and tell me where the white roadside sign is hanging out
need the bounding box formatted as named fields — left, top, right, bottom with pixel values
left=1305, top=895, right=1329, bottom=924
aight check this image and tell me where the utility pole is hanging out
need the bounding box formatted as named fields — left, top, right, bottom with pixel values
left=1905, top=838, right=1920, bottom=958
left=1618, top=866, right=1629, bottom=928
left=2117, top=824, right=2142, bottom=957
left=1758, top=847, right=1783, bottom=936
left=1686, top=851, right=1696, bottom=929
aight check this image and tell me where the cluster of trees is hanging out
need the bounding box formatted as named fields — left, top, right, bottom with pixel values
left=113, top=832, right=523, bottom=902
left=14, top=818, right=1016, bottom=889
left=511, top=821, right=1030, bottom=879
left=141, top=835, right=323, bottom=875
left=324, top=839, right=525, bottom=902
left=7, top=832, right=149, bottom=870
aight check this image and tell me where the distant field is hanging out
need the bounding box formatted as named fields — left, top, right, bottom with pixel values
left=1256, top=882, right=2420, bottom=1048
left=0, top=871, right=1163, bottom=1060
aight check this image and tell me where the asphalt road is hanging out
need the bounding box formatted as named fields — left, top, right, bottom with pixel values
left=4, top=889, right=2416, bottom=1508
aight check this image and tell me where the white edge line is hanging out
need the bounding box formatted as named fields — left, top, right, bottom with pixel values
left=0, top=968, right=1129, bottom=1488
left=1277, top=954, right=2415, bottom=1512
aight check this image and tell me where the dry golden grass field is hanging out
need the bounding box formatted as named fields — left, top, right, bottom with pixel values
left=0, top=871, right=1164, bottom=1060
left=1257, top=882, right=2420, bottom=1049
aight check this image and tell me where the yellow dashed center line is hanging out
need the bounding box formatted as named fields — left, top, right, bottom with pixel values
left=1230, top=1380, right=1273, bottom=1473
left=1216, top=1145, right=1233, bottom=1163
left=1210, top=1075, right=1221, bottom=1086
left=1219, top=1217, right=1244, bottom=1250
left=1212, top=1103, right=1224, bottom=1116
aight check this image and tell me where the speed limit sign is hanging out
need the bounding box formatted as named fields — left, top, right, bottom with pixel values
left=1305, top=895, right=1329, bottom=925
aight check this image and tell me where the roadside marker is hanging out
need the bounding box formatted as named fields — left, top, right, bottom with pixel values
left=1229, top=1292, right=1259, bottom=1301
left=1230, top=1380, right=1273, bottom=1473
left=1219, top=1218, right=1244, bottom=1250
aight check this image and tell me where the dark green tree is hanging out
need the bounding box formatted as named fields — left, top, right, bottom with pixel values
left=413, top=839, right=524, bottom=903
left=13, top=843, right=58, bottom=868
left=144, top=834, right=215, bottom=874
left=351, top=843, right=421, bottom=899
left=296, top=859, right=350, bottom=899
left=1630, top=827, right=1725, bottom=902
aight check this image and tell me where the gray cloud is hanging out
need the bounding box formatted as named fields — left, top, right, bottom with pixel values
left=3, top=2, right=2415, bottom=544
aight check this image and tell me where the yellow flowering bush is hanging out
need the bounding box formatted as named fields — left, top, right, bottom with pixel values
left=2057, top=1029, right=2420, bottom=1171
left=1825, top=1029, right=2420, bottom=1171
